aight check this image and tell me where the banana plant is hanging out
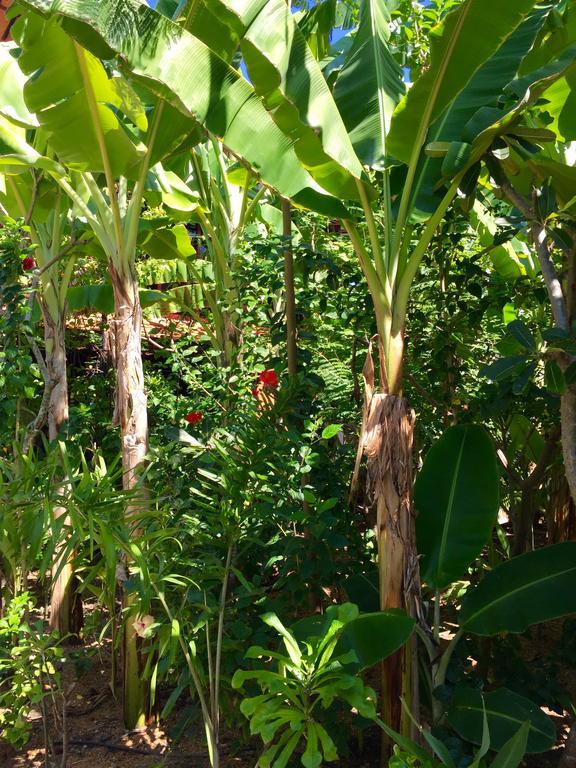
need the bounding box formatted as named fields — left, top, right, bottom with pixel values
left=164, top=140, right=271, bottom=368
left=0, top=42, right=85, bottom=636
left=2, top=10, right=194, bottom=729
left=12, top=0, right=575, bottom=741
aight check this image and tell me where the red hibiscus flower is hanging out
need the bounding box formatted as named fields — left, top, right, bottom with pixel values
left=258, top=369, right=279, bottom=389
left=22, top=256, right=36, bottom=271
left=185, top=411, right=202, bottom=424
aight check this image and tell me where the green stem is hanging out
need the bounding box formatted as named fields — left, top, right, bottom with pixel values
left=235, top=170, right=252, bottom=236
left=243, top=185, right=266, bottom=227
left=213, top=544, right=234, bottom=745
left=435, top=629, right=463, bottom=690
left=61, top=175, right=112, bottom=251
left=124, top=102, right=165, bottom=263
left=74, top=43, right=124, bottom=258
left=356, top=179, right=386, bottom=285
left=393, top=176, right=461, bottom=332
left=343, top=219, right=389, bottom=315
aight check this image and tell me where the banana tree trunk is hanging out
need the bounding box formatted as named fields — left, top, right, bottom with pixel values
left=361, top=334, right=420, bottom=749
left=43, top=305, right=82, bottom=637
left=109, top=262, right=149, bottom=731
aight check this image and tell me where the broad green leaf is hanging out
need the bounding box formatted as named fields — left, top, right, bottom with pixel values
left=0, top=172, right=59, bottom=222
left=448, top=687, right=555, bottom=753
left=508, top=414, right=544, bottom=464
left=387, top=0, right=537, bottom=165
left=302, top=724, right=322, bottom=768
left=0, top=42, right=38, bottom=127
left=479, top=356, right=529, bottom=382
left=333, top=0, right=405, bottom=170
left=0, top=116, right=43, bottom=169
left=321, top=423, right=342, bottom=440
left=465, top=46, right=576, bottom=171
left=214, top=0, right=365, bottom=197
left=539, top=70, right=576, bottom=141
left=415, top=425, right=499, bottom=591
left=460, top=541, right=576, bottom=635
left=410, top=6, right=547, bottom=214
left=261, top=613, right=302, bottom=666
left=544, top=359, right=566, bottom=394
left=15, top=0, right=349, bottom=216
left=12, top=13, right=145, bottom=178
left=66, top=283, right=165, bottom=314
left=139, top=224, right=196, bottom=261
left=164, top=427, right=203, bottom=447
left=336, top=609, right=415, bottom=670
left=519, top=5, right=576, bottom=74
left=531, top=158, right=576, bottom=214
left=507, top=320, right=536, bottom=350
left=491, top=722, right=530, bottom=768
left=66, top=284, right=115, bottom=314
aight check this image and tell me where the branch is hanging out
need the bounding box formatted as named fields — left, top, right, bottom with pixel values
left=497, top=426, right=560, bottom=492
left=524, top=426, right=561, bottom=490
left=489, top=160, right=569, bottom=331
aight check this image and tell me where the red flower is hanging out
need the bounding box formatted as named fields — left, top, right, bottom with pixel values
left=185, top=411, right=202, bottom=425
left=22, top=256, right=36, bottom=271
left=258, top=369, right=279, bottom=389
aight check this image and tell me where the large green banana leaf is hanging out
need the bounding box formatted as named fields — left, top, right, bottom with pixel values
left=519, top=3, right=576, bottom=74
left=448, top=687, right=555, bottom=753
left=0, top=42, right=37, bottom=127
left=460, top=541, right=576, bottom=635
left=423, top=43, right=576, bottom=209
left=409, top=5, right=550, bottom=215
left=155, top=0, right=240, bottom=61
left=13, top=12, right=146, bottom=179
left=387, top=0, right=537, bottom=167
left=0, top=170, right=59, bottom=223
left=414, top=425, right=499, bottom=592
left=333, top=0, right=405, bottom=171
left=537, top=70, right=576, bottom=142
left=0, top=41, right=61, bottom=172
left=214, top=0, right=365, bottom=198
left=14, top=0, right=349, bottom=216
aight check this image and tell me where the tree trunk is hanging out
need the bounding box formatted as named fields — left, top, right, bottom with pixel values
left=361, top=340, right=420, bottom=751
left=548, top=463, right=576, bottom=543
left=561, top=386, right=576, bottom=507
left=513, top=486, right=534, bottom=556
left=44, top=306, right=82, bottom=637
left=109, top=263, right=149, bottom=731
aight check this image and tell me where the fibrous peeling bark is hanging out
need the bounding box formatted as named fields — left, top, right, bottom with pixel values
left=110, top=266, right=148, bottom=493
left=44, top=307, right=82, bottom=636
left=363, top=392, right=420, bottom=739
left=110, top=263, right=149, bottom=730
